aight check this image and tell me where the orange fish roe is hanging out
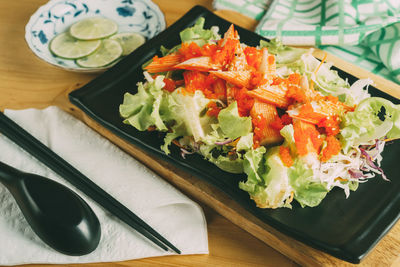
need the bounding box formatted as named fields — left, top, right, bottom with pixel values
left=318, top=115, right=340, bottom=136
left=211, top=77, right=227, bottom=100
left=178, top=42, right=202, bottom=60
left=281, top=114, right=293, bottom=125
left=298, top=102, right=313, bottom=116
left=163, top=78, right=177, bottom=92
left=297, top=102, right=326, bottom=124
left=174, top=79, right=185, bottom=86
left=279, top=146, right=293, bottom=167
left=250, top=71, right=268, bottom=88
left=252, top=114, right=267, bottom=148
left=206, top=101, right=221, bottom=117
left=268, top=54, right=275, bottom=65
left=269, top=114, right=292, bottom=131
left=269, top=116, right=284, bottom=131
left=285, top=73, right=307, bottom=103
left=243, top=46, right=262, bottom=70
left=183, top=71, right=207, bottom=93
left=321, top=135, right=341, bottom=162
left=201, top=43, right=218, bottom=57
left=288, top=73, right=301, bottom=84
left=294, top=128, right=309, bottom=156
left=182, top=71, right=227, bottom=100
left=271, top=76, right=286, bottom=86
left=179, top=42, right=220, bottom=60
left=293, top=121, right=323, bottom=156
left=212, top=38, right=239, bottom=67
left=286, top=85, right=307, bottom=103
left=234, top=87, right=255, bottom=117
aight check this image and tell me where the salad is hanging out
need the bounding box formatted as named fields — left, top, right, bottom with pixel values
left=119, top=18, right=400, bottom=209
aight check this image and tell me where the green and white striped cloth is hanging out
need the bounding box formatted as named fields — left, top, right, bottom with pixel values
left=213, top=0, right=272, bottom=20
left=213, top=0, right=400, bottom=84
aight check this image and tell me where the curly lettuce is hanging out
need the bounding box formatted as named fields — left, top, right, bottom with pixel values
left=239, top=147, right=293, bottom=209
left=120, top=75, right=168, bottom=131
left=340, top=97, right=400, bottom=152
left=180, top=17, right=221, bottom=46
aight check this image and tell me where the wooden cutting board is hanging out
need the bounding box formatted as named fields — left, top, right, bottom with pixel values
left=46, top=10, right=400, bottom=267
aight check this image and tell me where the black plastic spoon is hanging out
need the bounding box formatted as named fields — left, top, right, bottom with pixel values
left=0, top=160, right=101, bottom=256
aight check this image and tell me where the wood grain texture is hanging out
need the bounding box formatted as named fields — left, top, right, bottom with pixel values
left=0, top=1, right=293, bottom=267
left=1, top=1, right=400, bottom=267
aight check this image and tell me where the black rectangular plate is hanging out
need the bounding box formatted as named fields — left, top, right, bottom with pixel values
left=69, top=6, right=400, bottom=264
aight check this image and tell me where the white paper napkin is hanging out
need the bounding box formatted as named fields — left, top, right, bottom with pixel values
left=0, top=106, right=208, bottom=265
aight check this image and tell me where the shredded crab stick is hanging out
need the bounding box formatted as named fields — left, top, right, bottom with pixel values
left=145, top=53, right=183, bottom=73
left=258, top=48, right=269, bottom=74
left=258, top=48, right=276, bottom=79
left=174, top=56, right=221, bottom=72
left=226, top=83, right=236, bottom=105
left=229, top=48, right=248, bottom=71
left=210, top=70, right=252, bottom=88
left=220, top=24, right=237, bottom=46
left=226, top=30, right=248, bottom=71
left=212, top=77, right=227, bottom=101
left=251, top=100, right=283, bottom=146
left=247, top=84, right=289, bottom=109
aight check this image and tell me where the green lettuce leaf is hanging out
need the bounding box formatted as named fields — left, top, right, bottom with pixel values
left=179, top=17, right=221, bottom=46
left=239, top=147, right=293, bottom=209
left=120, top=76, right=168, bottom=131
left=260, top=38, right=308, bottom=64
left=207, top=154, right=244, bottom=174
left=240, top=146, right=267, bottom=191
left=167, top=89, right=215, bottom=142
left=280, top=124, right=296, bottom=153
left=159, top=89, right=216, bottom=154
left=218, top=102, right=252, bottom=140
left=196, top=123, right=253, bottom=174
left=340, top=97, right=400, bottom=152
left=120, top=76, right=217, bottom=154
left=288, top=160, right=328, bottom=208
left=160, top=44, right=180, bottom=56
left=236, top=133, right=254, bottom=151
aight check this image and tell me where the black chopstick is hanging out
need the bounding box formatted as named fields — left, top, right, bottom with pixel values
left=0, top=112, right=181, bottom=254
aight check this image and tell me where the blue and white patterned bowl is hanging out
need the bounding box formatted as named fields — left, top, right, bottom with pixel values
left=25, top=0, right=166, bottom=72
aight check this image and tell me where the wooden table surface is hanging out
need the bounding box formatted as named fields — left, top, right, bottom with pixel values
left=0, top=1, right=297, bottom=266
left=3, top=1, right=400, bottom=267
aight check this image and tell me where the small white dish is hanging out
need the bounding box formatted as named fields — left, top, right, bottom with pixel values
left=25, top=0, right=166, bottom=72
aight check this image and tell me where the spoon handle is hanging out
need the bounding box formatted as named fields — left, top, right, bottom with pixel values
left=0, top=160, right=20, bottom=186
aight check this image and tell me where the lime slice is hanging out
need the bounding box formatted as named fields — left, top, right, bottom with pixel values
left=76, top=39, right=122, bottom=68
left=70, top=17, right=118, bottom=40
left=110, top=32, right=146, bottom=56
left=49, top=32, right=101, bottom=59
